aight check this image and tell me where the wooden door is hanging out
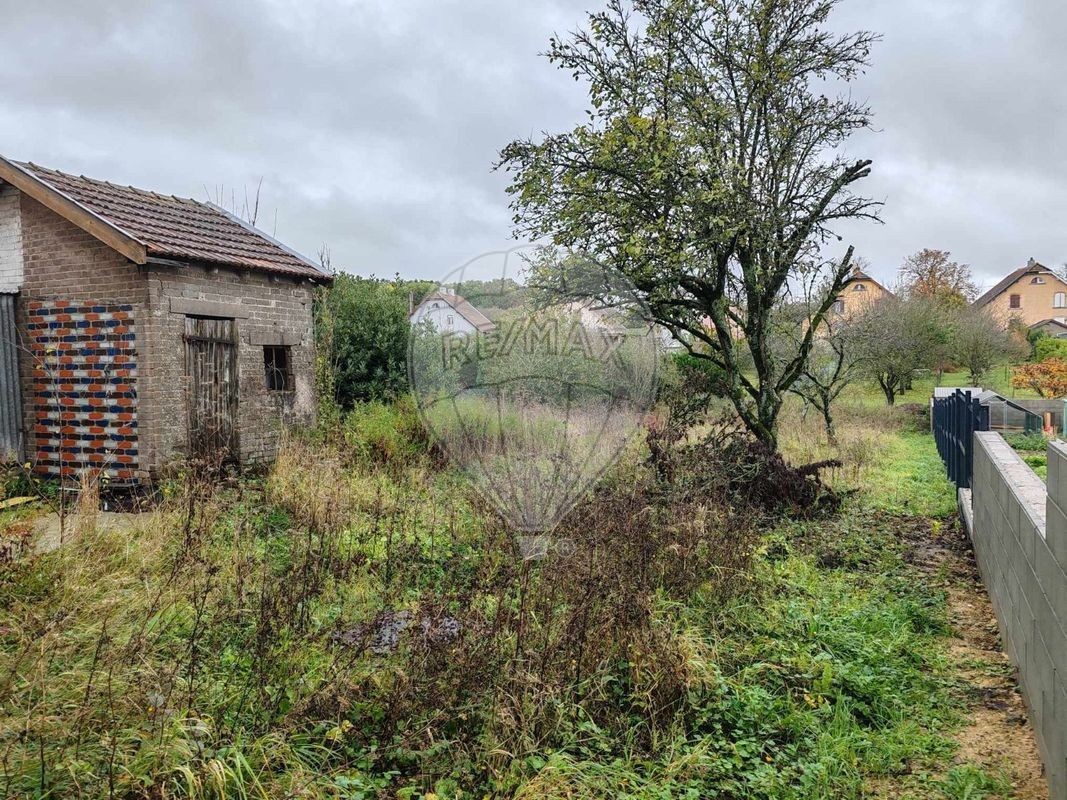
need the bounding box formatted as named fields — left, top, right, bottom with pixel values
left=184, top=316, right=238, bottom=462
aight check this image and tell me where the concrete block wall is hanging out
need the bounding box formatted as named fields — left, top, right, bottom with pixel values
left=969, top=432, right=1067, bottom=796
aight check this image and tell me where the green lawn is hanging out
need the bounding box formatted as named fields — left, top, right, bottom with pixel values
left=862, top=430, right=958, bottom=518
left=840, top=366, right=1040, bottom=411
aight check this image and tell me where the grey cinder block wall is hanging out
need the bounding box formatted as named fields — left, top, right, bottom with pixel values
left=968, top=432, right=1067, bottom=797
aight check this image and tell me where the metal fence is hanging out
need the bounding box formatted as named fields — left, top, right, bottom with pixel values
left=932, top=389, right=989, bottom=490
left=0, top=292, right=20, bottom=462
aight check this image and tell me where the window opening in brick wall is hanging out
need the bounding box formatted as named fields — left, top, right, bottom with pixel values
left=264, top=345, right=293, bottom=391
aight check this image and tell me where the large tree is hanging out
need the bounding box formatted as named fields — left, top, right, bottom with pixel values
left=950, top=307, right=1026, bottom=385
left=850, top=296, right=951, bottom=405
left=499, top=0, right=879, bottom=448
left=897, top=249, right=978, bottom=307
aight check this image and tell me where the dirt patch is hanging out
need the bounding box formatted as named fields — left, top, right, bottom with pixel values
left=916, top=517, right=1047, bottom=799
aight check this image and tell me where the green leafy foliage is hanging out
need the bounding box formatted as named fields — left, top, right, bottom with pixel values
left=317, top=273, right=433, bottom=408
left=935, top=764, right=1013, bottom=799
left=342, top=396, right=428, bottom=465
left=1034, top=335, right=1067, bottom=363
left=669, top=351, right=729, bottom=396
left=1002, top=431, right=1049, bottom=453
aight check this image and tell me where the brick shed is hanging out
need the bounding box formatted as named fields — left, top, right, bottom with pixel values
left=0, top=156, right=333, bottom=481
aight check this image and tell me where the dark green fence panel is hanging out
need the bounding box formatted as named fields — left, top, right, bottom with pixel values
left=932, top=389, right=989, bottom=490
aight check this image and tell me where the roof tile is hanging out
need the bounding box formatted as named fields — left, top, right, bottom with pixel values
left=15, top=162, right=329, bottom=281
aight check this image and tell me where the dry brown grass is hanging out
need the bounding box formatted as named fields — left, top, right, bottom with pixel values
left=777, top=397, right=916, bottom=491
left=73, top=469, right=101, bottom=539
left=266, top=437, right=357, bottom=533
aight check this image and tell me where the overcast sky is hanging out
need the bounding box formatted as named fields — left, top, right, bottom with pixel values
left=1, top=0, right=1064, bottom=292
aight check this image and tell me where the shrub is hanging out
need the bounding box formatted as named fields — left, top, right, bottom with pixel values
left=1034, top=336, right=1067, bottom=362
left=668, top=351, right=728, bottom=395
left=1012, top=358, right=1067, bottom=398
left=343, top=396, right=428, bottom=466
left=896, top=402, right=930, bottom=431
left=316, top=273, right=434, bottom=408
left=1002, top=431, right=1048, bottom=452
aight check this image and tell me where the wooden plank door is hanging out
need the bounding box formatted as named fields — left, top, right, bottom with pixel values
left=184, top=316, right=238, bottom=462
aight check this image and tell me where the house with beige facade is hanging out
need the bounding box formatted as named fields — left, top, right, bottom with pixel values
left=975, top=259, right=1067, bottom=329
left=0, top=156, right=332, bottom=480
left=830, top=267, right=893, bottom=318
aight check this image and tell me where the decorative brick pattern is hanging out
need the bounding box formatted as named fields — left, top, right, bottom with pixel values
left=27, top=301, right=137, bottom=479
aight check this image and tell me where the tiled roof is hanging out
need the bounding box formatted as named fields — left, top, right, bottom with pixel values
left=975, top=260, right=1061, bottom=307
left=11, top=160, right=329, bottom=281
left=416, top=291, right=496, bottom=332
left=842, top=266, right=893, bottom=296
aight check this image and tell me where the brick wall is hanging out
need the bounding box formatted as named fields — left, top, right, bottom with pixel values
left=17, top=194, right=147, bottom=478
left=0, top=184, right=23, bottom=292
left=143, top=262, right=316, bottom=468
left=966, top=433, right=1067, bottom=797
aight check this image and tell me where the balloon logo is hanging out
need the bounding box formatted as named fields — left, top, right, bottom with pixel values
left=408, top=248, right=660, bottom=558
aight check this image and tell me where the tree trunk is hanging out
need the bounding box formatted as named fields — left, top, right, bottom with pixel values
left=821, top=404, right=837, bottom=446
left=879, top=376, right=896, bottom=406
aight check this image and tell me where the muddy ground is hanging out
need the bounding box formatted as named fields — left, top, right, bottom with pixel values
left=908, top=516, right=1047, bottom=799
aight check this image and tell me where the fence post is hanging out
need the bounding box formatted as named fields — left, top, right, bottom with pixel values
left=964, top=393, right=981, bottom=490
left=960, top=390, right=968, bottom=486
left=951, top=392, right=960, bottom=486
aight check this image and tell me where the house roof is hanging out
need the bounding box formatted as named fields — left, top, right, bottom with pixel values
left=1029, top=318, right=1067, bottom=332
left=559, top=299, right=628, bottom=332
left=0, top=156, right=330, bottom=282
left=415, top=290, right=495, bottom=332
left=841, top=266, right=893, bottom=296
left=975, top=259, right=1063, bottom=307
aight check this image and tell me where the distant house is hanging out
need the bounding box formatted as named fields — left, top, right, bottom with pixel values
left=558, top=300, right=626, bottom=333
left=975, top=259, right=1067, bottom=329
left=0, top=156, right=332, bottom=479
left=409, top=290, right=495, bottom=335
left=830, top=267, right=893, bottom=318
left=1028, top=318, right=1067, bottom=339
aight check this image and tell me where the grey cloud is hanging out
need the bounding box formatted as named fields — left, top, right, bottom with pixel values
left=2, top=0, right=1065, bottom=288
left=832, top=0, right=1067, bottom=291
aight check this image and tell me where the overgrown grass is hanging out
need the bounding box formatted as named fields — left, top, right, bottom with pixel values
left=0, top=397, right=994, bottom=798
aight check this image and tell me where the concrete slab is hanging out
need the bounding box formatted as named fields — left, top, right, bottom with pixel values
left=32, top=511, right=142, bottom=554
